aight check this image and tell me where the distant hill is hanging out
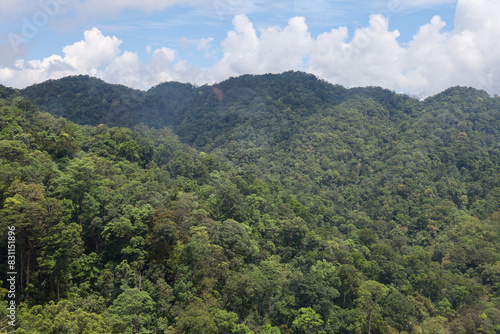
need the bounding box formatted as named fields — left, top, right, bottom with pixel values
left=2, top=71, right=500, bottom=333
left=18, top=71, right=500, bottom=217
left=0, top=84, right=19, bottom=100
left=21, top=72, right=421, bottom=145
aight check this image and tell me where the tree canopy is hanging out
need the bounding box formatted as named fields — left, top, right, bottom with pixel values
left=1, top=72, right=500, bottom=333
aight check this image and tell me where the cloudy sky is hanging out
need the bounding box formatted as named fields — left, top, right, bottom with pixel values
left=0, top=0, right=499, bottom=97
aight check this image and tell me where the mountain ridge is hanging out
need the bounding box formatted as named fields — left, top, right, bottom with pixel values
left=18, top=71, right=495, bottom=147
left=2, top=71, right=500, bottom=333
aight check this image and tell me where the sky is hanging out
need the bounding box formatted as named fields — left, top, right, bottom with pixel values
left=0, top=0, right=499, bottom=98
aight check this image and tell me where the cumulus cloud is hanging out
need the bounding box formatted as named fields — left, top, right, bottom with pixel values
left=0, top=24, right=199, bottom=90
left=210, top=15, right=311, bottom=81
left=400, top=0, right=500, bottom=95
left=0, top=0, right=499, bottom=97
left=103, top=51, right=143, bottom=88
left=143, top=47, right=179, bottom=85
left=0, top=27, right=124, bottom=88
left=63, top=28, right=122, bottom=72
left=309, top=15, right=405, bottom=89
left=308, top=0, right=500, bottom=96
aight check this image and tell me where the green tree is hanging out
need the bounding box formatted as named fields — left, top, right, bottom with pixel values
left=54, top=157, right=98, bottom=222
left=107, top=288, right=155, bottom=334
left=382, top=289, right=416, bottom=332
left=421, top=316, right=446, bottom=334
left=0, top=183, right=71, bottom=301
left=15, top=98, right=37, bottom=118
left=338, top=264, right=362, bottom=308
left=292, top=307, right=324, bottom=334
left=214, top=219, right=258, bottom=262
left=356, top=281, right=389, bottom=334
left=38, top=221, right=84, bottom=299
left=174, top=299, right=218, bottom=334
left=16, top=299, right=109, bottom=333
left=210, top=307, right=240, bottom=334
left=295, top=260, right=340, bottom=320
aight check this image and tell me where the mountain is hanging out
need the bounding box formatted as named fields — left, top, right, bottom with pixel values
left=18, top=72, right=500, bottom=216
left=21, top=75, right=145, bottom=127
left=21, top=72, right=416, bottom=145
left=1, top=72, right=500, bottom=333
left=0, top=84, right=19, bottom=100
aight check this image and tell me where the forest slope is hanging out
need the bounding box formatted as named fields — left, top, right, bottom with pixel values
left=0, top=72, right=499, bottom=333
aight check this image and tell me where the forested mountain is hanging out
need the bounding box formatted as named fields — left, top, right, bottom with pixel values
left=1, top=72, right=500, bottom=333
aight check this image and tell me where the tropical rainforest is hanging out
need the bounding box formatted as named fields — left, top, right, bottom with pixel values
left=1, top=71, right=500, bottom=333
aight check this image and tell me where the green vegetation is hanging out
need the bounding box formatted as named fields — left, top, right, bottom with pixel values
left=1, top=71, right=500, bottom=333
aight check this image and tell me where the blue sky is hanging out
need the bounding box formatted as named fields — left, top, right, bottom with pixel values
left=0, top=0, right=499, bottom=97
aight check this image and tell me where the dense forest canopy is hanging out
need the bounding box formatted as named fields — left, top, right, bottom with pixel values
left=1, top=71, right=500, bottom=333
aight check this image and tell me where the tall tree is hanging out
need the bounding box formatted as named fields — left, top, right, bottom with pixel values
left=356, top=280, right=389, bottom=334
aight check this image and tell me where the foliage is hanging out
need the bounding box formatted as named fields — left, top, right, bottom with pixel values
left=0, top=72, right=500, bottom=333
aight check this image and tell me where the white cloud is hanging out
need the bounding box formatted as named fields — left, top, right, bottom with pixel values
left=62, top=28, right=122, bottom=72
left=0, top=27, right=124, bottom=88
left=309, top=15, right=405, bottom=88
left=0, top=0, right=499, bottom=97
left=0, top=55, right=76, bottom=88
left=308, top=0, right=500, bottom=96
left=454, top=0, right=500, bottom=31
left=103, top=51, right=143, bottom=88
left=210, top=15, right=311, bottom=81
left=399, top=0, right=500, bottom=95
left=143, top=47, right=178, bottom=86
left=179, top=37, right=214, bottom=57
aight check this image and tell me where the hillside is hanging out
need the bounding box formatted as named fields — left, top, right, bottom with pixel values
left=1, top=72, right=500, bottom=333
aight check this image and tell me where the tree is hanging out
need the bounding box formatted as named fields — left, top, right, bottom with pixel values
left=181, top=225, right=226, bottom=291
left=210, top=307, right=240, bottom=334
left=0, top=183, right=72, bottom=301
left=338, top=264, right=362, bottom=308
left=16, top=299, right=109, bottom=333
left=0, top=140, right=29, bottom=163
left=107, top=288, right=155, bottom=334
left=356, top=281, right=389, bottom=334
left=146, top=207, right=188, bottom=266
left=421, top=316, right=446, bottom=334
left=54, top=157, right=98, bottom=222
left=174, top=299, right=218, bottom=334
left=38, top=221, right=84, bottom=299
left=295, top=260, right=340, bottom=320
left=292, top=307, right=324, bottom=334
left=382, top=289, right=416, bottom=332
left=214, top=219, right=258, bottom=262
left=14, top=98, right=37, bottom=118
